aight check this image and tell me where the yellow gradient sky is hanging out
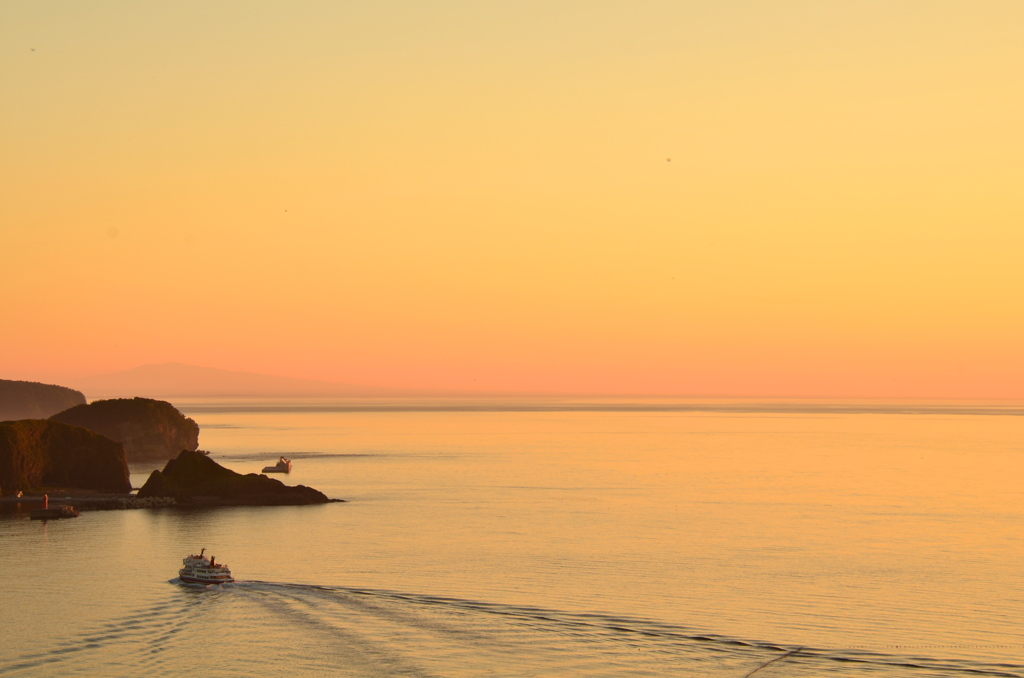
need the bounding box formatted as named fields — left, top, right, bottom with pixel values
left=3, top=2, right=1023, bottom=396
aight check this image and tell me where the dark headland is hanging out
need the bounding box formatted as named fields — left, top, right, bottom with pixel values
left=139, top=450, right=338, bottom=506
left=49, top=397, right=200, bottom=462
left=0, top=419, right=132, bottom=495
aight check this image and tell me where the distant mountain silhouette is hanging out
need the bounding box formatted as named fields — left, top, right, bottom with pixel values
left=71, top=363, right=399, bottom=398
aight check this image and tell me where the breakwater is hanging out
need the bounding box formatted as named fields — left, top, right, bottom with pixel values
left=64, top=496, right=177, bottom=511
left=2, top=495, right=177, bottom=511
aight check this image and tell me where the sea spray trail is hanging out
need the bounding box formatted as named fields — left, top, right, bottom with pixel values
left=231, top=581, right=776, bottom=677
left=247, top=585, right=1024, bottom=675
left=2, top=581, right=1021, bottom=678
left=221, top=581, right=1024, bottom=678
left=247, top=582, right=1024, bottom=678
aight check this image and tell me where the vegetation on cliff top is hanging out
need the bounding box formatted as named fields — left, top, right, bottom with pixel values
left=138, top=450, right=333, bottom=506
left=50, top=397, right=200, bottom=462
left=0, top=379, right=87, bottom=421
left=0, top=420, right=131, bottom=496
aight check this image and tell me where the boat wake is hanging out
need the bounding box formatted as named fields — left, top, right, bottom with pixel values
left=2, top=581, right=1020, bottom=678
left=167, top=577, right=236, bottom=589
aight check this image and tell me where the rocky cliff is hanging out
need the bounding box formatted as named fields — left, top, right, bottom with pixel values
left=138, top=450, right=332, bottom=506
left=50, top=398, right=200, bottom=462
left=0, top=379, right=87, bottom=421
left=0, top=420, right=132, bottom=496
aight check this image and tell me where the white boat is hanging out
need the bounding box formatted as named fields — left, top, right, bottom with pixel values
left=179, top=548, right=235, bottom=584
left=262, top=456, right=292, bottom=473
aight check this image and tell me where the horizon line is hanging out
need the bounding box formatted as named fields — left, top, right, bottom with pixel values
left=12, top=362, right=1024, bottom=402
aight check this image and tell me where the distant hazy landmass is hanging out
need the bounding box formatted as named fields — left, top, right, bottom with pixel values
left=72, top=363, right=399, bottom=399
left=0, top=379, right=87, bottom=421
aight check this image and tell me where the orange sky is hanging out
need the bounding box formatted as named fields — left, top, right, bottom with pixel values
left=2, top=2, right=1023, bottom=397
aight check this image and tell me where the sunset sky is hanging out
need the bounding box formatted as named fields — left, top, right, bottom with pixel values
left=3, top=2, right=1023, bottom=397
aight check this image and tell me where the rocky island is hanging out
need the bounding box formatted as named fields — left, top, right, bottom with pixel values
left=138, top=450, right=336, bottom=506
left=2, top=385, right=338, bottom=509
left=0, top=379, right=87, bottom=421
left=0, top=420, right=132, bottom=496
left=50, top=397, right=200, bottom=462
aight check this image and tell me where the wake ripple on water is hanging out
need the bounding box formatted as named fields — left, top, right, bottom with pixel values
left=2, top=582, right=1020, bottom=678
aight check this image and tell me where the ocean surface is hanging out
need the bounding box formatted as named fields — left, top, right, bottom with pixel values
left=1, top=398, right=1022, bottom=677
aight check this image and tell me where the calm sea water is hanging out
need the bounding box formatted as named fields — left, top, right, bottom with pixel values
left=2, top=399, right=1022, bottom=677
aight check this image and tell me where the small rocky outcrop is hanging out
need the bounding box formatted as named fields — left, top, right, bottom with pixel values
left=0, top=379, right=87, bottom=421
left=138, top=450, right=334, bottom=506
left=0, top=420, right=132, bottom=496
left=50, top=398, right=200, bottom=462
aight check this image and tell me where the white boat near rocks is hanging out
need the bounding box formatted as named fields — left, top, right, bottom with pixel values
left=262, top=456, right=292, bottom=473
